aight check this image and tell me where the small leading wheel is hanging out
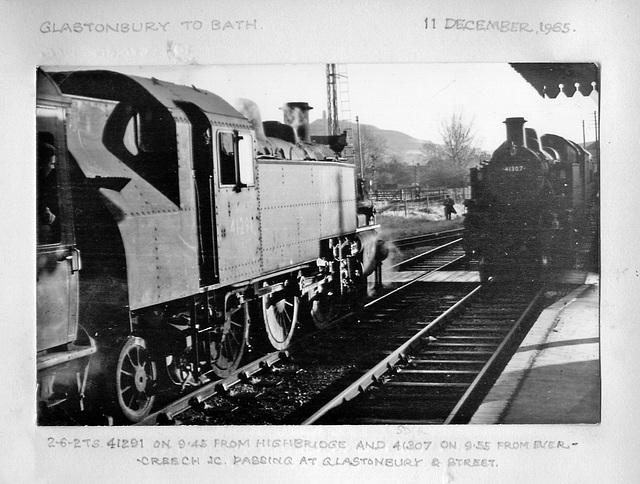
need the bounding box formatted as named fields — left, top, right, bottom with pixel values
left=211, top=293, right=249, bottom=378
left=115, top=336, right=156, bottom=423
left=262, top=282, right=299, bottom=350
left=310, top=290, right=338, bottom=329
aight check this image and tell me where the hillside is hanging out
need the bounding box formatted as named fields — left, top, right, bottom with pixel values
left=309, top=118, right=428, bottom=160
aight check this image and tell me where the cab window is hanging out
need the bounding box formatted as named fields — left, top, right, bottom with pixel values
left=219, top=132, right=236, bottom=186
left=238, top=135, right=254, bottom=185
left=103, top=103, right=180, bottom=205
left=218, top=131, right=254, bottom=188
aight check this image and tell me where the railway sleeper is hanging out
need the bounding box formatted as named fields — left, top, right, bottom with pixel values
left=425, top=343, right=499, bottom=351
left=377, top=385, right=466, bottom=399
left=324, top=401, right=459, bottom=422
left=445, top=327, right=511, bottom=334
left=394, top=372, right=478, bottom=384
left=415, top=349, right=494, bottom=359
left=407, top=359, right=487, bottom=369
left=468, top=310, right=528, bottom=317
left=409, top=358, right=488, bottom=367
left=386, top=381, right=470, bottom=389
left=456, top=316, right=518, bottom=324
left=431, top=335, right=505, bottom=343
left=471, top=300, right=532, bottom=307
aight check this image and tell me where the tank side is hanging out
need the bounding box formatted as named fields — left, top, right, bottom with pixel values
left=257, top=159, right=357, bottom=274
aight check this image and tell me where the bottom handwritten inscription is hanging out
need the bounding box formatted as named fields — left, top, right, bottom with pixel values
left=44, top=435, right=578, bottom=473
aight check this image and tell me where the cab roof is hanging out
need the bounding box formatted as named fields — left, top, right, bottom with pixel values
left=50, top=70, right=250, bottom=126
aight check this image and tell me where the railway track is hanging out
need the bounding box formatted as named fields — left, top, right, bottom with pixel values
left=131, top=234, right=467, bottom=426
left=390, top=229, right=464, bottom=267
left=135, top=351, right=290, bottom=426
left=301, top=283, right=545, bottom=425
left=135, top=278, right=573, bottom=426
left=390, top=238, right=465, bottom=272
left=170, top=278, right=573, bottom=426
left=391, top=228, right=464, bottom=250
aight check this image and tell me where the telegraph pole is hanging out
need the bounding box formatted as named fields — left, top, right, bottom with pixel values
left=593, top=111, right=599, bottom=167
left=326, top=64, right=339, bottom=136
left=356, top=116, right=364, bottom=178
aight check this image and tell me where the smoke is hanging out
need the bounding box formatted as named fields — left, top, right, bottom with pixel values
left=379, top=240, right=401, bottom=275
left=281, top=102, right=311, bottom=143
left=233, top=98, right=267, bottom=141
left=373, top=226, right=402, bottom=279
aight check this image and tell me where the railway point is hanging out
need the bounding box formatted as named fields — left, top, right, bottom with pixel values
left=470, top=272, right=600, bottom=424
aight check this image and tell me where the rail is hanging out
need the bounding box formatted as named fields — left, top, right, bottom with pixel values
left=302, top=285, right=483, bottom=425
left=443, top=288, right=544, bottom=424
left=391, top=228, right=464, bottom=248
left=135, top=351, right=289, bottom=426
left=301, top=283, right=545, bottom=425
left=390, top=237, right=463, bottom=271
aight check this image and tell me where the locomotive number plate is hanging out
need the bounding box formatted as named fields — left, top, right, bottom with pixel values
left=229, top=216, right=257, bottom=236
left=503, top=165, right=524, bottom=172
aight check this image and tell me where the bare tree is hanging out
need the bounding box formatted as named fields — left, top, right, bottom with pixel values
left=353, top=127, right=389, bottom=185
left=420, top=114, right=489, bottom=187
left=420, top=141, right=442, bottom=162
left=440, top=112, right=479, bottom=169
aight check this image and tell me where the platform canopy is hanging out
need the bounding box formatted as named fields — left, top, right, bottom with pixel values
left=510, top=63, right=599, bottom=99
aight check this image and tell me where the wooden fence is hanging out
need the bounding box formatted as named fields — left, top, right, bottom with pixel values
left=373, top=187, right=470, bottom=204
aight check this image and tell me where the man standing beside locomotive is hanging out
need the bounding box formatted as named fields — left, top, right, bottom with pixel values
left=443, top=194, right=457, bottom=221
left=37, top=141, right=58, bottom=243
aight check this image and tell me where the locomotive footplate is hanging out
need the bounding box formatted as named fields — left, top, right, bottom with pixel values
left=37, top=331, right=96, bottom=411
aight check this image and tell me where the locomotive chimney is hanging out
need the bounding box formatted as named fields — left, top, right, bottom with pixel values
left=282, top=102, right=313, bottom=143
left=504, top=117, right=527, bottom=146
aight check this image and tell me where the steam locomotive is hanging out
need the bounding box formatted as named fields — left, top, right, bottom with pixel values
left=36, top=69, right=385, bottom=422
left=463, top=117, right=598, bottom=282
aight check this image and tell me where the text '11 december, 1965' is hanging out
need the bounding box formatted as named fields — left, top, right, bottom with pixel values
left=425, top=17, right=575, bottom=34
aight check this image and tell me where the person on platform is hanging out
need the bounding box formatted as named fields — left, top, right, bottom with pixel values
left=443, top=194, right=457, bottom=221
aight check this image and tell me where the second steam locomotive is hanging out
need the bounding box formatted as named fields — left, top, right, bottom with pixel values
left=464, top=116, right=598, bottom=281
left=36, top=69, right=385, bottom=422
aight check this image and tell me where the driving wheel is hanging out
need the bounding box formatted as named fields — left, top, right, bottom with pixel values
left=262, top=282, right=299, bottom=350
left=115, top=336, right=156, bottom=422
left=210, top=293, right=248, bottom=378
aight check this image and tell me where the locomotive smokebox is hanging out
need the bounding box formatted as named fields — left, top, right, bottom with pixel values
left=282, top=102, right=313, bottom=144
left=504, top=117, right=528, bottom=146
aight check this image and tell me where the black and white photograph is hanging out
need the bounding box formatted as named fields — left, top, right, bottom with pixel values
left=3, top=1, right=640, bottom=483
left=35, top=63, right=600, bottom=427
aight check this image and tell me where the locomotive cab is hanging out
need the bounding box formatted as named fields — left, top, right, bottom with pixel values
left=36, top=69, right=96, bottom=416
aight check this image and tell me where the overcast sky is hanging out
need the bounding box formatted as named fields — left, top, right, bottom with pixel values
left=60, top=63, right=599, bottom=152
